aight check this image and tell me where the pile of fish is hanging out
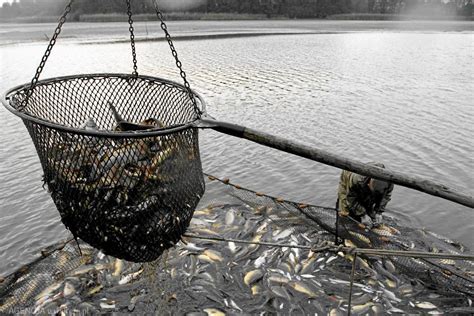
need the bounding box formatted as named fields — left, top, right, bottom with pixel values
left=47, top=103, right=178, bottom=195
left=40, top=102, right=203, bottom=261
left=1, top=188, right=472, bottom=314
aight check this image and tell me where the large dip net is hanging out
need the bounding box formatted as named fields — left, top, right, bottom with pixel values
left=2, top=1, right=206, bottom=262
left=7, top=75, right=205, bottom=262
left=0, top=175, right=472, bottom=315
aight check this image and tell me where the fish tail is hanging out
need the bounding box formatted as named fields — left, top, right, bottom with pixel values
left=108, top=101, right=124, bottom=124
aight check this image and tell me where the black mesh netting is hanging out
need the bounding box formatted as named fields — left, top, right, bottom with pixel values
left=213, top=176, right=474, bottom=296
left=0, top=175, right=472, bottom=314
left=5, top=74, right=205, bottom=262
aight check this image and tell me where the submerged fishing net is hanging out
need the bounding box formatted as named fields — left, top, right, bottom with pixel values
left=210, top=175, right=474, bottom=296
left=5, top=75, right=205, bottom=262
left=1, top=175, right=472, bottom=315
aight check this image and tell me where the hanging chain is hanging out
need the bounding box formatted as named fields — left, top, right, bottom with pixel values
left=126, top=0, right=138, bottom=76
left=152, top=0, right=201, bottom=116
left=22, top=0, right=74, bottom=109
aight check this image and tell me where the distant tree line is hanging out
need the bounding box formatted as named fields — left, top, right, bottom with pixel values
left=1, top=0, right=472, bottom=19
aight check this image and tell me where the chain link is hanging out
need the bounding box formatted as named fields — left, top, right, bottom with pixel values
left=126, top=0, right=138, bottom=76
left=152, top=0, right=201, bottom=116
left=23, top=0, right=74, bottom=109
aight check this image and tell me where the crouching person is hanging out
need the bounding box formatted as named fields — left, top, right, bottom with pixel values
left=337, top=163, right=394, bottom=227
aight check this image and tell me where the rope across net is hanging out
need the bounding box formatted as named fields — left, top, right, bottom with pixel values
left=6, top=74, right=205, bottom=261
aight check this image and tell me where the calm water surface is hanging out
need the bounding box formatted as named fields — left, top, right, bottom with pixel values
left=0, top=20, right=473, bottom=275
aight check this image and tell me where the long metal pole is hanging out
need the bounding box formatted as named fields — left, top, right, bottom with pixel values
left=200, top=118, right=474, bottom=209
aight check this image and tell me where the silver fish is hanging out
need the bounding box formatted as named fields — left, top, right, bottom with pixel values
left=80, top=118, right=99, bottom=131
left=225, top=209, right=236, bottom=226
left=274, top=228, right=293, bottom=241
left=270, top=285, right=292, bottom=301
left=228, top=241, right=238, bottom=254
left=183, top=243, right=206, bottom=253
left=351, top=302, right=374, bottom=314
left=118, top=268, right=143, bottom=285
left=288, top=281, right=318, bottom=298
left=244, top=269, right=264, bottom=286
left=382, top=288, right=401, bottom=303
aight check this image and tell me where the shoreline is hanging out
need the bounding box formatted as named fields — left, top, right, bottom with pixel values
left=0, top=12, right=472, bottom=24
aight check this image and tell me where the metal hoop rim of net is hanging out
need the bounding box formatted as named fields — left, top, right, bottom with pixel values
left=1, top=73, right=207, bottom=139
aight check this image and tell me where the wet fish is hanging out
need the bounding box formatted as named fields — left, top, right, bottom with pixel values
left=183, top=243, right=206, bottom=253
left=100, top=301, right=116, bottom=309
left=71, top=263, right=108, bottom=276
left=385, top=278, right=397, bottom=289
left=267, top=274, right=290, bottom=285
left=277, top=262, right=293, bottom=274
left=192, top=227, right=220, bottom=236
left=398, top=283, right=413, bottom=295
left=349, top=231, right=371, bottom=246
left=87, top=285, right=103, bottom=296
left=109, top=102, right=155, bottom=131
left=329, top=308, right=345, bottom=316
left=229, top=299, right=242, bottom=312
left=374, top=262, right=399, bottom=285
left=203, top=249, right=224, bottom=262
left=416, top=302, right=437, bottom=309
left=254, top=250, right=271, bottom=268
left=118, top=268, right=143, bottom=285
left=439, top=258, right=456, bottom=265
left=383, top=258, right=396, bottom=273
left=351, top=302, right=374, bottom=314
left=274, top=228, right=293, bottom=241
left=193, top=208, right=214, bottom=216
left=382, top=288, right=401, bottom=303
left=270, top=285, right=292, bottom=301
left=227, top=242, right=238, bottom=254
left=244, top=269, right=264, bottom=286
left=352, top=293, right=373, bottom=305
left=300, top=257, right=317, bottom=274
left=326, top=255, right=338, bottom=265
left=371, top=304, right=384, bottom=315
left=251, top=284, right=262, bottom=295
left=112, top=259, right=124, bottom=277
left=63, top=282, right=75, bottom=297
left=35, top=281, right=62, bottom=300
left=288, top=281, right=318, bottom=298
left=225, top=209, right=235, bottom=225
left=197, top=254, right=215, bottom=264
left=141, top=118, right=165, bottom=128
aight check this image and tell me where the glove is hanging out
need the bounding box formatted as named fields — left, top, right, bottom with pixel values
left=372, top=213, right=383, bottom=227
left=361, top=215, right=373, bottom=227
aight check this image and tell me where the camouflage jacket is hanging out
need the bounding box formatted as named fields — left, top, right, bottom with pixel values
left=337, top=170, right=393, bottom=217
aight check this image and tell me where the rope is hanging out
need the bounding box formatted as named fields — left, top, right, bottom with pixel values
left=183, top=233, right=474, bottom=261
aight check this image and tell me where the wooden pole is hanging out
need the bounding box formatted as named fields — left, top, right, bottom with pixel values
left=200, top=119, right=474, bottom=209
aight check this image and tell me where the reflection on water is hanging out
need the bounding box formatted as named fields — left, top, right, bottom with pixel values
left=0, top=21, right=473, bottom=275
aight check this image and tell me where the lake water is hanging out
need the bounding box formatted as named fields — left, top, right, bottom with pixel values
left=0, top=20, right=473, bottom=276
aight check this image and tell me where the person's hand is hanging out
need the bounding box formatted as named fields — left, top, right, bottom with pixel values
left=372, top=213, right=383, bottom=227
left=361, top=215, right=373, bottom=227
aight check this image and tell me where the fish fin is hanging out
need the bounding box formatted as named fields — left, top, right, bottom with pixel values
left=108, top=101, right=125, bottom=124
